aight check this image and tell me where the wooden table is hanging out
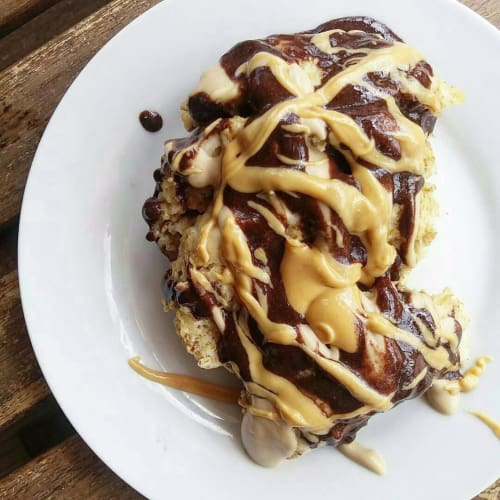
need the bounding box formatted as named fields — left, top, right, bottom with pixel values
left=0, top=1, right=498, bottom=497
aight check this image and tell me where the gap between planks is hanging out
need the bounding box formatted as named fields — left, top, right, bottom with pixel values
left=0, top=0, right=60, bottom=37
left=0, top=271, right=50, bottom=433
left=0, top=434, right=144, bottom=499
left=0, top=0, right=161, bottom=230
left=0, top=0, right=114, bottom=72
left=0, top=395, right=74, bottom=478
left=0, top=220, right=50, bottom=433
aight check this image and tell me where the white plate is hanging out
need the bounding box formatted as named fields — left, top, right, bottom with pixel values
left=18, top=0, right=500, bottom=498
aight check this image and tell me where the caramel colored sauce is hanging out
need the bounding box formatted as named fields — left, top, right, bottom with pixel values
left=468, top=411, right=500, bottom=439
left=128, top=357, right=240, bottom=403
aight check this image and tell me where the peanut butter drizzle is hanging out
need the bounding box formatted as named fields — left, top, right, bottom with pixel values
left=426, top=357, right=493, bottom=415
left=366, top=314, right=459, bottom=371
left=338, top=441, right=386, bottom=475
left=281, top=240, right=362, bottom=351
left=445, top=356, right=493, bottom=395
left=457, top=356, right=492, bottom=393
left=402, top=367, right=428, bottom=391
left=173, top=32, right=462, bottom=432
left=128, top=357, right=240, bottom=403
left=425, top=379, right=459, bottom=416
left=467, top=411, right=500, bottom=439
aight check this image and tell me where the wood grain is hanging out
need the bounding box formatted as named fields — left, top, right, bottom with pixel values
left=0, top=219, right=49, bottom=433
left=0, top=0, right=113, bottom=71
left=461, top=0, right=500, bottom=27
left=0, top=0, right=60, bottom=36
left=475, top=479, right=500, bottom=499
left=0, top=268, right=50, bottom=432
left=0, top=0, right=160, bottom=229
left=0, top=435, right=144, bottom=499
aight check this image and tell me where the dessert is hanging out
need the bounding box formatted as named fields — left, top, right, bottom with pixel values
left=142, top=16, right=467, bottom=468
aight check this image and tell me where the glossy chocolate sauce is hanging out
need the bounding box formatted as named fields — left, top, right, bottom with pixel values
left=139, top=110, right=163, bottom=132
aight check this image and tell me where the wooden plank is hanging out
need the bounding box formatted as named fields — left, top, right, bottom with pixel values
left=475, top=479, right=500, bottom=499
left=0, top=435, right=144, bottom=498
left=0, top=219, right=50, bottom=432
left=0, top=0, right=113, bottom=72
left=0, top=395, right=74, bottom=478
left=461, top=0, right=500, bottom=27
left=0, top=266, right=50, bottom=432
left=0, top=0, right=60, bottom=36
left=0, top=0, right=160, bottom=230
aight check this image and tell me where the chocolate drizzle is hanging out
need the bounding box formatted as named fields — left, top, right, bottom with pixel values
left=262, top=343, right=363, bottom=414
left=392, top=173, right=425, bottom=261
left=218, top=313, right=252, bottom=381
left=139, top=110, right=163, bottom=132
left=223, top=188, right=303, bottom=326
left=143, top=16, right=464, bottom=454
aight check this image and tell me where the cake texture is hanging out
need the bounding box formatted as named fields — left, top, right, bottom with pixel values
left=143, top=16, right=466, bottom=467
